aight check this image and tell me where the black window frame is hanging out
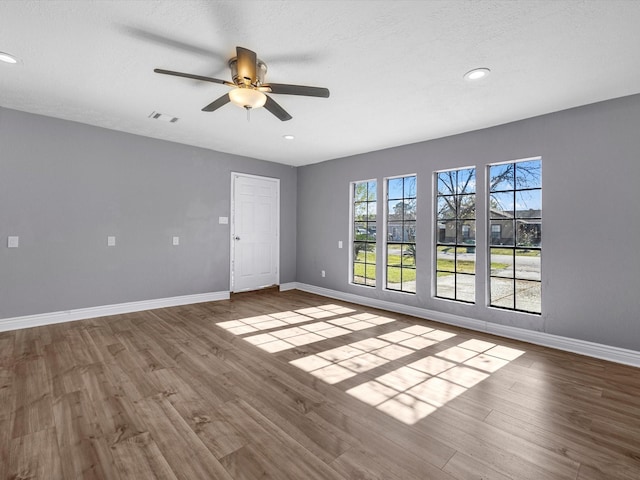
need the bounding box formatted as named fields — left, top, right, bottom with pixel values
left=351, top=179, right=377, bottom=287
left=384, top=174, right=417, bottom=294
left=434, top=167, right=477, bottom=304
left=488, top=158, right=542, bottom=314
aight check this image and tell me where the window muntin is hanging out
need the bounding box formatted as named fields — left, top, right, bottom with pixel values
left=488, top=158, right=541, bottom=314
left=352, top=180, right=377, bottom=287
left=435, top=168, right=476, bottom=303
left=385, top=175, right=416, bottom=293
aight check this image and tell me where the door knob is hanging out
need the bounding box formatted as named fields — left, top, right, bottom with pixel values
left=234, top=236, right=241, bottom=240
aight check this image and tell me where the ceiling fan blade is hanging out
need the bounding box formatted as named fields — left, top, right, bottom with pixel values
left=126, top=27, right=227, bottom=62
left=263, top=83, right=330, bottom=98
left=154, top=68, right=233, bottom=86
left=236, top=46, right=257, bottom=85
left=264, top=95, right=292, bottom=121
left=202, top=94, right=231, bottom=112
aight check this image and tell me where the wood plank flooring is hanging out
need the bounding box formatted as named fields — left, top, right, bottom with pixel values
left=1, top=289, right=639, bottom=479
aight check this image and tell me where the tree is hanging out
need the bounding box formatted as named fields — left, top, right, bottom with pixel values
left=404, top=244, right=416, bottom=265
left=437, top=168, right=476, bottom=220
left=390, top=200, right=416, bottom=220
left=490, top=161, right=540, bottom=192
left=354, top=242, right=374, bottom=259
left=392, top=201, right=404, bottom=219
left=489, top=161, right=541, bottom=213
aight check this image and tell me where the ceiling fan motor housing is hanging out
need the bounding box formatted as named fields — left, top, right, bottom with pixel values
left=229, top=57, right=267, bottom=86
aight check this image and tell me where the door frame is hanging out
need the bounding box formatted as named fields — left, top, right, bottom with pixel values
left=229, top=172, right=280, bottom=293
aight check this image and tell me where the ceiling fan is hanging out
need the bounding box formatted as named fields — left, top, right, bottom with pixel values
left=154, top=46, right=329, bottom=121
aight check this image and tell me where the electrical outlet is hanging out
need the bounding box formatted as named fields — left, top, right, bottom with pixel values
left=107, top=236, right=116, bottom=247
left=321, top=270, right=326, bottom=277
left=172, top=236, right=180, bottom=246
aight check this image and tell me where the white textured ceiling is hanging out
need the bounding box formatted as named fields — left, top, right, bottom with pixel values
left=2, top=0, right=640, bottom=166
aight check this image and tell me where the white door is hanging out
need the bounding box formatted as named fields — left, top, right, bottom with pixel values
left=231, top=173, right=279, bottom=292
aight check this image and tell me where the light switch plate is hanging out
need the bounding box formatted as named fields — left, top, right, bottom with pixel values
left=107, top=236, right=116, bottom=247
left=172, top=236, right=180, bottom=246
left=338, top=240, right=343, bottom=249
left=7, top=236, right=19, bottom=248
left=219, top=216, right=229, bottom=224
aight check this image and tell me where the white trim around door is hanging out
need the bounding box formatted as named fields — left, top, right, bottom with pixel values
left=230, top=172, right=280, bottom=293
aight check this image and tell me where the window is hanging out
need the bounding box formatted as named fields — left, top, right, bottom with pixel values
left=352, top=180, right=377, bottom=286
left=435, top=168, right=476, bottom=303
left=488, top=158, right=542, bottom=314
left=385, top=175, right=416, bottom=293
left=490, top=223, right=501, bottom=242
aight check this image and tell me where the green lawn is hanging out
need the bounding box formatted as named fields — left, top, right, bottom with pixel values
left=354, top=251, right=507, bottom=281
left=353, top=263, right=416, bottom=283
left=354, top=252, right=416, bottom=282
left=491, top=248, right=540, bottom=257
left=438, top=246, right=540, bottom=257
left=436, top=258, right=475, bottom=274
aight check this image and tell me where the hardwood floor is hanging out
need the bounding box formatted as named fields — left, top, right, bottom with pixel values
left=1, top=289, right=639, bottom=479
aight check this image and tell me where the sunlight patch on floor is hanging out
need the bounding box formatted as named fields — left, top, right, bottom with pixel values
left=288, top=324, right=524, bottom=425
left=219, top=304, right=401, bottom=353
left=344, top=340, right=524, bottom=425
left=218, top=302, right=524, bottom=426
left=290, top=326, right=459, bottom=384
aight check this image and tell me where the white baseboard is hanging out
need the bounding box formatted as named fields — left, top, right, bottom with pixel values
left=0, top=291, right=230, bottom=333
left=4, top=283, right=638, bottom=368
left=293, top=283, right=640, bottom=368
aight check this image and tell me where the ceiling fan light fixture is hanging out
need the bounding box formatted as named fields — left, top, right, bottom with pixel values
left=464, top=68, right=491, bottom=81
left=229, top=87, right=267, bottom=109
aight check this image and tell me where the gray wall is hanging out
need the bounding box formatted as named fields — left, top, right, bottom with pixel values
left=0, top=107, right=297, bottom=318
left=4, top=95, right=640, bottom=352
left=297, top=94, right=640, bottom=351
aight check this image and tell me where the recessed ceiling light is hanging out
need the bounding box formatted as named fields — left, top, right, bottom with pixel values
left=464, top=68, right=491, bottom=81
left=0, top=51, right=18, bottom=64
left=283, top=135, right=295, bottom=140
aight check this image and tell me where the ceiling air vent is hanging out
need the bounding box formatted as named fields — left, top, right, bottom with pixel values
left=148, top=111, right=179, bottom=123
